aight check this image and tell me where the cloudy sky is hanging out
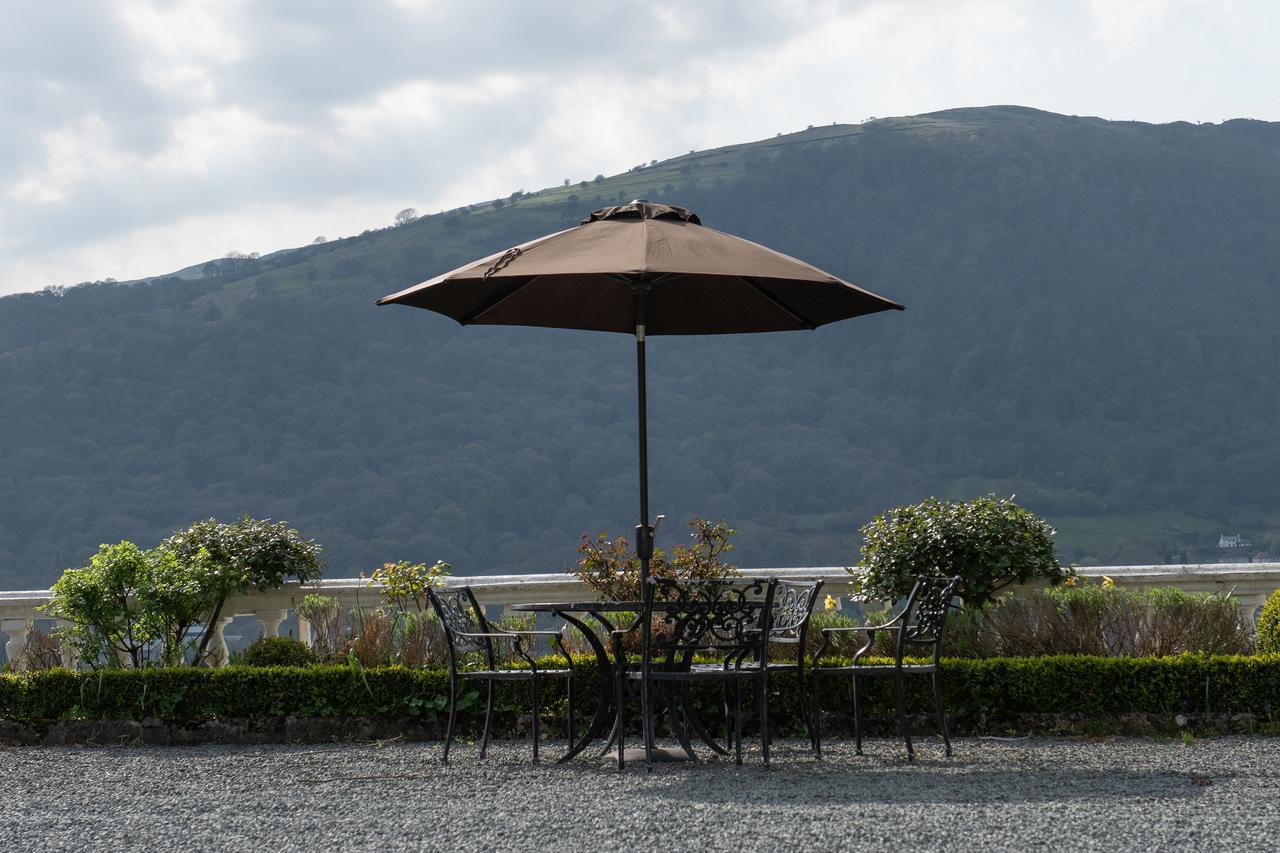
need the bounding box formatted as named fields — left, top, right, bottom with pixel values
left=2, top=0, right=1277, bottom=296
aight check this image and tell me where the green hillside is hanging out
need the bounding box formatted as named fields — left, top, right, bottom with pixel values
left=3, top=106, right=1280, bottom=587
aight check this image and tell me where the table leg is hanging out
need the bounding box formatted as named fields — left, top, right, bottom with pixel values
left=680, top=682, right=730, bottom=755
left=554, top=610, right=614, bottom=763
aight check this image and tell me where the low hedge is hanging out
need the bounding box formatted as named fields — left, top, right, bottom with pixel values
left=3, top=655, right=1279, bottom=737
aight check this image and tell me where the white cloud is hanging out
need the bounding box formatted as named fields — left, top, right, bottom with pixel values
left=331, top=74, right=528, bottom=138
left=7, top=113, right=127, bottom=204
left=2, top=197, right=395, bottom=292
left=156, top=107, right=297, bottom=176
left=1, top=0, right=1279, bottom=296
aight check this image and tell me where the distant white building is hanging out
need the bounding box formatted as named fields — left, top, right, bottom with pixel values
left=1218, top=533, right=1253, bottom=549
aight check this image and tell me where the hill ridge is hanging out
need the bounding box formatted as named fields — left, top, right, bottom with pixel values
left=3, top=105, right=1279, bottom=587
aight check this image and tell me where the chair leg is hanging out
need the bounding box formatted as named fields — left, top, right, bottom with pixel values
left=616, top=672, right=627, bottom=771
left=894, top=671, right=914, bottom=762
left=723, top=682, right=733, bottom=752
left=933, top=670, right=951, bottom=757
left=567, top=674, right=575, bottom=748
left=813, top=669, right=824, bottom=760
left=531, top=676, right=541, bottom=766
left=734, top=679, right=744, bottom=766
left=442, top=676, right=458, bottom=766
left=666, top=685, right=697, bottom=761
left=758, top=673, right=770, bottom=769
left=642, top=677, right=654, bottom=773
left=797, top=659, right=817, bottom=756
left=480, top=678, right=495, bottom=759
left=852, top=673, right=862, bottom=756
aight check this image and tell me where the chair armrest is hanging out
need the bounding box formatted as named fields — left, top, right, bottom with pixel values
left=820, top=624, right=900, bottom=635
left=501, top=629, right=566, bottom=638
left=812, top=624, right=898, bottom=665
left=452, top=630, right=521, bottom=640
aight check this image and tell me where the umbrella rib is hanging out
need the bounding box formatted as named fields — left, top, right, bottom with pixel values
left=459, top=277, right=540, bottom=325
left=737, top=276, right=818, bottom=330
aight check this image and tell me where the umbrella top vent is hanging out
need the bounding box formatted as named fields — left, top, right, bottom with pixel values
left=582, top=199, right=701, bottom=226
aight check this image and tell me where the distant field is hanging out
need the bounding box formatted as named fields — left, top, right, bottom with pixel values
left=1049, top=510, right=1223, bottom=565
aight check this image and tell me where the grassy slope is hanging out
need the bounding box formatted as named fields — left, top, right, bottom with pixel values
left=4, top=106, right=1278, bottom=584
left=202, top=110, right=1242, bottom=568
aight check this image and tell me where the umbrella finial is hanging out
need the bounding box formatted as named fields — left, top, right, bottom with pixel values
left=582, top=200, right=701, bottom=225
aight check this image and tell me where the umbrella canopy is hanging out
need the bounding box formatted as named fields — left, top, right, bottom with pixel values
left=377, top=200, right=903, bottom=331
left=378, top=200, right=903, bottom=581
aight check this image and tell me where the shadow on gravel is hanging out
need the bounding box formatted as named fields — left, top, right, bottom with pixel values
left=624, top=765, right=1226, bottom=806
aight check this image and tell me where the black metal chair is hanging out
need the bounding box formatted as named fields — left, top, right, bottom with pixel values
left=427, top=585, right=574, bottom=765
left=811, top=575, right=960, bottom=762
left=765, top=579, right=825, bottom=754
left=613, top=577, right=778, bottom=771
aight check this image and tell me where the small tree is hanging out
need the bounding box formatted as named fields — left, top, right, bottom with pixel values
left=394, top=207, right=419, bottom=226
left=369, top=560, right=451, bottom=613
left=162, top=516, right=324, bottom=664
left=855, top=496, right=1068, bottom=607
left=1258, top=587, right=1280, bottom=654
left=139, top=548, right=213, bottom=666
left=571, top=518, right=740, bottom=602
left=45, top=542, right=158, bottom=668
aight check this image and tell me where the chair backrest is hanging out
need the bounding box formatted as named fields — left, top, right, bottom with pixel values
left=895, top=575, right=961, bottom=660
left=427, top=585, right=494, bottom=663
left=641, top=577, right=777, bottom=669
left=770, top=579, right=825, bottom=644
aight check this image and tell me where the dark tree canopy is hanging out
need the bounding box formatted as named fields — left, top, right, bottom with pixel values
left=3, top=107, right=1280, bottom=587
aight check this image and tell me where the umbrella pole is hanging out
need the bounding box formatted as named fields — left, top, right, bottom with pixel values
left=634, top=287, right=652, bottom=585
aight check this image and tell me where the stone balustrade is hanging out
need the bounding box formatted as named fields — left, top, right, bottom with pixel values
left=3, top=563, right=1277, bottom=670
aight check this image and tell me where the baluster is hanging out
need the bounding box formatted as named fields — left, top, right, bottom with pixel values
left=2, top=619, right=31, bottom=672
left=296, top=612, right=313, bottom=647
left=255, top=609, right=288, bottom=639
left=209, top=616, right=235, bottom=667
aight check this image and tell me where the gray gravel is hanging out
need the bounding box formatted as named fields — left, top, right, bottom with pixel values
left=2, top=736, right=1277, bottom=851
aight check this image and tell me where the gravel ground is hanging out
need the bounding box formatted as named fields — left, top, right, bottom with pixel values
left=2, top=736, right=1278, bottom=851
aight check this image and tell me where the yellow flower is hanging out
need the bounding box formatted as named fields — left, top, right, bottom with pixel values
left=1064, top=576, right=1077, bottom=587
left=824, top=594, right=839, bottom=611
left=1102, top=576, right=1116, bottom=588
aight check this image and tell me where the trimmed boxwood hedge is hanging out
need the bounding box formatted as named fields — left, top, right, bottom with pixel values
left=3, top=655, right=1279, bottom=736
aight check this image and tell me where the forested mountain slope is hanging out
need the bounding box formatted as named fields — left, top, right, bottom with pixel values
left=3, top=106, right=1279, bottom=587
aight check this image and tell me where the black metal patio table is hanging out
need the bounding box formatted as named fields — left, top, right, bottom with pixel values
left=510, top=601, right=729, bottom=763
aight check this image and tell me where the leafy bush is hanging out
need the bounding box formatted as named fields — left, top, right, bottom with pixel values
left=4, top=656, right=1280, bottom=736
left=162, top=516, right=324, bottom=663
left=961, top=583, right=1252, bottom=658
left=296, top=594, right=454, bottom=668
left=570, top=518, right=741, bottom=602
left=45, top=518, right=324, bottom=669
left=856, top=496, right=1068, bottom=606
left=369, top=560, right=450, bottom=613
left=392, top=610, right=446, bottom=668
left=15, top=625, right=65, bottom=672
left=238, top=636, right=316, bottom=667
left=44, top=542, right=168, bottom=668
left=1258, top=588, right=1280, bottom=654
left=297, top=594, right=345, bottom=662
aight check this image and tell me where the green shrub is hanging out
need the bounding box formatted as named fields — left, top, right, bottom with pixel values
left=856, top=495, right=1069, bottom=606
left=4, top=656, right=1280, bottom=736
left=1258, top=588, right=1280, bottom=654
left=957, top=583, right=1251, bottom=657
left=162, top=516, right=325, bottom=663
left=369, top=560, right=450, bottom=613
left=570, top=518, right=740, bottom=602
left=238, top=636, right=316, bottom=667
left=45, top=517, right=325, bottom=669
left=43, top=542, right=169, bottom=668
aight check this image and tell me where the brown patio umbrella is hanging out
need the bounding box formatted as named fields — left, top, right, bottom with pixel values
left=378, top=200, right=902, bottom=580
